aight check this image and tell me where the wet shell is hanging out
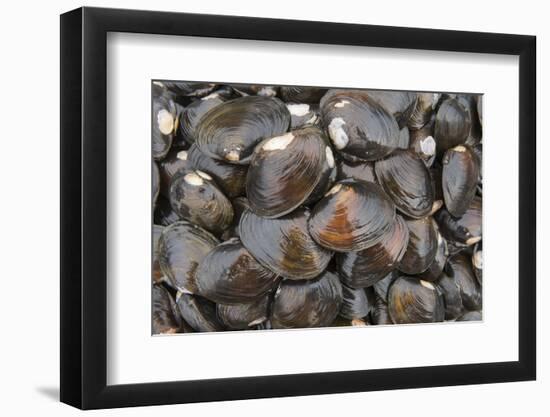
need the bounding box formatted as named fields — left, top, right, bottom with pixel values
left=434, top=97, right=471, bottom=153
left=456, top=310, right=482, bottom=321
left=320, top=90, right=401, bottom=161
left=279, top=86, right=328, bottom=103
left=456, top=94, right=483, bottom=142
left=154, top=196, right=181, bottom=227
left=417, top=230, right=448, bottom=282
left=398, top=217, right=438, bottom=275
left=442, top=145, right=480, bottom=218
left=370, top=296, right=393, bottom=325
left=247, top=126, right=334, bottom=218
left=187, top=144, right=248, bottom=198
left=221, top=197, right=251, bottom=240
left=388, top=276, right=445, bottom=324
left=152, top=284, right=182, bottom=334
left=336, top=215, right=409, bottom=288
left=239, top=208, right=332, bottom=280
left=158, top=148, right=192, bottom=198
left=445, top=253, right=482, bottom=311
left=169, top=170, right=234, bottom=235
left=336, top=160, right=377, bottom=183
left=175, top=292, right=224, bottom=332
left=435, top=273, right=464, bottom=320
left=409, top=117, right=437, bottom=167
left=152, top=160, right=160, bottom=207
left=308, top=180, right=396, bottom=252
left=408, top=92, right=438, bottom=130
left=217, top=296, right=270, bottom=330
left=195, top=238, right=279, bottom=304
left=159, top=81, right=216, bottom=98
left=375, top=149, right=434, bottom=218
left=340, top=284, right=374, bottom=320
left=435, top=196, right=482, bottom=246
left=271, top=270, right=343, bottom=329
left=195, top=96, right=290, bottom=164
left=472, top=241, right=482, bottom=284
left=178, top=93, right=225, bottom=144
left=158, top=221, right=219, bottom=293
left=152, top=94, right=178, bottom=160
left=152, top=225, right=165, bottom=285
left=365, top=90, right=418, bottom=128
left=286, top=103, right=319, bottom=129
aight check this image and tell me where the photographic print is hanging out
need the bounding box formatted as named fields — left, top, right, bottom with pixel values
left=151, top=82, right=483, bottom=334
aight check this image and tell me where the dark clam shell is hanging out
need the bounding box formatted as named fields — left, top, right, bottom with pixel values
left=217, top=296, right=270, bottom=330
left=375, top=149, right=434, bottom=218
left=152, top=225, right=165, bottom=285
left=230, top=84, right=279, bottom=97
left=435, top=273, right=464, bottom=320
left=372, top=271, right=397, bottom=303
left=340, top=284, right=374, bottom=320
left=434, top=97, right=471, bottom=153
left=175, top=292, right=224, bottom=332
left=286, top=103, right=319, bottom=129
left=152, top=284, right=182, bottom=334
left=247, top=126, right=334, bottom=218
left=152, top=161, right=160, bottom=206
left=271, top=270, right=343, bottom=329
left=370, top=297, right=393, bottom=325
left=442, top=145, right=480, bottom=218
left=178, top=93, right=225, bottom=144
left=408, top=93, right=438, bottom=130
left=239, top=208, right=332, bottom=280
left=158, top=221, right=219, bottom=293
left=456, top=310, right=482, bottom=321
left=435, top=196, right=482, bottom=246
left=169, top=170, right=234, bottom=235
left=187, top=144, right=248, bottom=198
left=336, top=160, right=377, bottom=183
left=456, top=94, right=483, bottom=143
left=387, top=276, right=445, bottom=324
left=445, top=253, right=482, bottom=311
left=417, top=229, right=448, bottom=282
left=158, top=148, right=192, bottom=198
left=472, top=241, right=482, bottom=284
left=336, top=215, right=409, bottom=288
left=195, top=96, right=290, bottom=164
left=308, top=180, right=396, bottom=252
left=152, top=94, right=177, bottom=160
left=221, top=197, right=251, bottom=240
left=195, top=238, right=279, bottom=304
left=331, top=316, right=369, bottom=327
left=154, top=196, right=181, bottom=227
left=398, top=217, right=438, bottom=275
left=160, top=81, right=216, bottom=98
left=320, top=90, right=401, bottom=161
left=279, top=86, right=328, bottom=103
left=409, top=117, right=436, bottom=167
left=365, top=90, right=418, bottom=128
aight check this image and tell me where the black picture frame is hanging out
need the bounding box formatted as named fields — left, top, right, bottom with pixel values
left=60, top=6, right=536, bottom=410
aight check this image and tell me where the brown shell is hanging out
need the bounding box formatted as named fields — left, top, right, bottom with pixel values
left=435, top=196, right=482, bottom=246
left=434, top=97, right=471, bottom=153
left=445, top=253, right=482, bottom=311
left=435, top=273, right=464, bottom=320
left=158, top=221, right=219, bottom=293
left=408, top=92, right=438, bottom=130
left=336, top=160, right=377, bottom=183
left=417, top=229, right=448, bottom=282
left=195, top=96, right=290, bottom=164
left=320, top=90, right=401, bottom=161
left=221, top=197, right=251, bottom=240
left=336, top=215, right=409, bottom=288
left=340, top=284, right=374, bottom=320
left=239, top=208, right=332, bottom=280
left=152, top=284, right=183, bottom=334
left=308, top=180, right=396, bottom=252
left=175, top=292, right=224, bottom=332
left=271, top=270, right=343, bottom=329
left=442, top=145, right=480, bottom=218
left=387, top=276, right=445, bottom=324
left=187, top=144, right=248, bottom=198
left=247, top=126, right=334, bottom=218
left=398, top=217, right=438, bottom=275
left=370, top=296, right=393, bottom=325
left=375, top=149, right=434, bottom=218
left=152, top=225, right=165, bottom=285
left=217, top=296, right=270, bottom=330
left=195, top=238, right=279, bottom=304
left=169, top=170, right=234, bottom=235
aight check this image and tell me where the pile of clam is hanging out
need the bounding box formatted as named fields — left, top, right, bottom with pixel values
left=151, top=81, right=483, bottom=334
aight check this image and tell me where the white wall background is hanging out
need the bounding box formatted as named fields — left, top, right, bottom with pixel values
left=0, top=0, right=545, bottom=415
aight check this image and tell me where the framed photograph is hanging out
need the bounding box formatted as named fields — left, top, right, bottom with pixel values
left=60, top=6, right=536, bottom=410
